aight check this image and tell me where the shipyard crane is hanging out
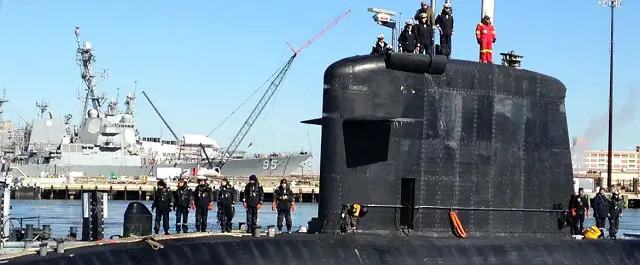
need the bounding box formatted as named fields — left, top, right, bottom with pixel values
left=214, top=9, right=351, bottom=169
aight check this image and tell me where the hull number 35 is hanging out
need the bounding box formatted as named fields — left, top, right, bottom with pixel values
left=263, top=160, right=278, bottom=170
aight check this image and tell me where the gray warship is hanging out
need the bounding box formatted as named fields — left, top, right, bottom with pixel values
left=1, top=27, right=311, bottom=181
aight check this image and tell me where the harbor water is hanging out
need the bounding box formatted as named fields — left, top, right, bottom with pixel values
left=7, top=200, right=640, bottom=238
left=9, top=200, right=318, bottom=238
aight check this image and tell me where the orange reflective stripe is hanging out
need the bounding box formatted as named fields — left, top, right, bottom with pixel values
left=480, top=49, right=492, bottom=53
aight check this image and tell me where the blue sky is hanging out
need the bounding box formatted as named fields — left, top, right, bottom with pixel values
left=0, top=0, right=638, bottom=172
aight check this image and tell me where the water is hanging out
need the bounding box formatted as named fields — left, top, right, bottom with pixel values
left=9, top=200, right=318, bottom=237
left=7, top=200, right=640, bottom=238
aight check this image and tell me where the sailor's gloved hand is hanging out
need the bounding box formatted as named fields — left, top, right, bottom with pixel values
left=477, top=39, right=481, bottom=44
left=291, top=203, right=296, bottom=212
left=271, top=202, right=277, bottom=211
left=620, top=213, right=623, bottom=219
left=257, top=203, right=262, bottom=210
left=493, top=38, right=496, bottom=43
left=570, top=209, right=576, bottom=217
left=242, top=202, right=248, bottom=208
left=151, top=206, right=155, bottom=212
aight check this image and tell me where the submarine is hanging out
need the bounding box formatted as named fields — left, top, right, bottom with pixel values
left=4, top=49, right=640, bottom=264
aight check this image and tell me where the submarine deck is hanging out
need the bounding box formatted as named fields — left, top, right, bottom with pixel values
left=3, top=232, right=640, bottom=264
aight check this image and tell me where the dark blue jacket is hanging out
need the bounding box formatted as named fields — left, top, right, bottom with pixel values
left=593, top=193, right=610, bottom=218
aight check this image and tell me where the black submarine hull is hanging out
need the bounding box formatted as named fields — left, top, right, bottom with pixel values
left=7, top=234, right=640, bottom=265
left=6, top=54, right=638, bottom=264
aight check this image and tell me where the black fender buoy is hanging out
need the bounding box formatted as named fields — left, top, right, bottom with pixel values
left=123, top=202, right=153, bottom=237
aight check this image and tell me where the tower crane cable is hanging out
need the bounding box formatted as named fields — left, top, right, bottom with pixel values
left=214, top=9, right=351, bottom=169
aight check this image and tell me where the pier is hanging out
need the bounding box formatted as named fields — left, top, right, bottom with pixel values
left=12, top=174, right=321, bottom=202
left=14, top=183, right=319, bottom=202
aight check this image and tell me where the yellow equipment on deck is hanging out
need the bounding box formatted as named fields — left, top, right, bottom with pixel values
left=583, top=226, right=601, bottom=239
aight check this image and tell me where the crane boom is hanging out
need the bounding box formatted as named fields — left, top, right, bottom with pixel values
left=216, top=55, right=296, bottom=168
left=215, top=10, right=351, bottom=169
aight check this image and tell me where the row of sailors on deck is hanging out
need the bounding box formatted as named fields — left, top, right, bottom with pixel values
left=151, top=175, right=296, bottom=235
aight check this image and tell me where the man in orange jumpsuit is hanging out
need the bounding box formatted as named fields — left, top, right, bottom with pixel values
left=475, top=15, right=496, bottom=63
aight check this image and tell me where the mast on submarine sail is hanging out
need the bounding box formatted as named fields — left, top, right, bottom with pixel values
left=213, top=10, right=351, bottom=170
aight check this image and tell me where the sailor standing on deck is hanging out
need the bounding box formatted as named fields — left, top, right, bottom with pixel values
left=173, top=177, right=193, bottom=233
left=608, top=190, right=624, bottom=239
left=415, top=13, right=434, bottom=55
left=592, top=187, right=611, bottom=238
left=435, top=3, right=454, bottom=58
left=192, top=176, right=214, bottom=232
left=413, top=1, right=435, bottom=53
left=475, top=15, right=496, bottom=63
left=569, top=188, right=590, bottom=235
left=370, top=35, right=393, bottom=55
left=151, top=179, right=173, bottom=235
left=272, top=179, right=295, bottom=233
left=398, top=20, right=419, bottom=53
left=216, top=178, right=236, bottom=232
left=242, top=175, right=264, bottom=233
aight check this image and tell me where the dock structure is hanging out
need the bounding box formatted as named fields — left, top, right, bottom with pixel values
left=13, top=183, right=320, bottom=202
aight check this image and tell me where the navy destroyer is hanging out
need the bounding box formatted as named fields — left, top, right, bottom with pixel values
left=3, top=27, right=311, bottom=182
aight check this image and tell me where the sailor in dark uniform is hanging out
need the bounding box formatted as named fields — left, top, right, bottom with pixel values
left=242, top=175, right=264, bottom=233
left=173, top=177, right=193, bottom=233
left=192, top=176, right=214, bottom=232
left=272, top=179, right=295, bottom=233
left=151, top=179, right=173, bottom=235
left=608, top=190, right=624, bottom=239
left=592, top=187, right=610, bottom=238
left=568, top=188, right=590, bottom=235
left=370, top=34, right=393, bottom=55
left=216, top=177, right=236, bottom=232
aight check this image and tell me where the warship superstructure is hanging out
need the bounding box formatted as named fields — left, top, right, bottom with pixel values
left=3, top=27, right=310, bottom=181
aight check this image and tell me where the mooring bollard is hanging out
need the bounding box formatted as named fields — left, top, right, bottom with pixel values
left=56, top=241, right=65, bottom=254
left=252, top=226, right=262, bottom=238
left=38, top=242, right=48, bottom=257
left=42, top=225, right=52, bottom=240
left=267, top=225, right=276, bottom=237
left=25, top=224, right=34, bottom=241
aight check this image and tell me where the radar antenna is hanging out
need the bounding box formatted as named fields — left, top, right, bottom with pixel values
left=214, top=9, right=351, bottom=169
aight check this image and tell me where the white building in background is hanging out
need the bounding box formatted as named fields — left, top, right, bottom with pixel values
left=583, top=150, right=640, bottom=172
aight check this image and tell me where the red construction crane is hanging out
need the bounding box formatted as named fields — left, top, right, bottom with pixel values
left=213, top=9, right=351, bottom=170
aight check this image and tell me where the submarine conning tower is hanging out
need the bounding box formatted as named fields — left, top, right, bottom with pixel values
left=306, top=53, right=573, bottom=237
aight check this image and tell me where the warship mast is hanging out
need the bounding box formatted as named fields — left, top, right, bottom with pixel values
left=75, top=27, right=106, bottom=125
left=35, top=99, right=49, bottom=119
left=0, top=89, right=7, bottom=125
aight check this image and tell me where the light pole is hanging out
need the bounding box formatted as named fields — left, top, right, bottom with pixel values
left=599, top=0, right=621, bottom=191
